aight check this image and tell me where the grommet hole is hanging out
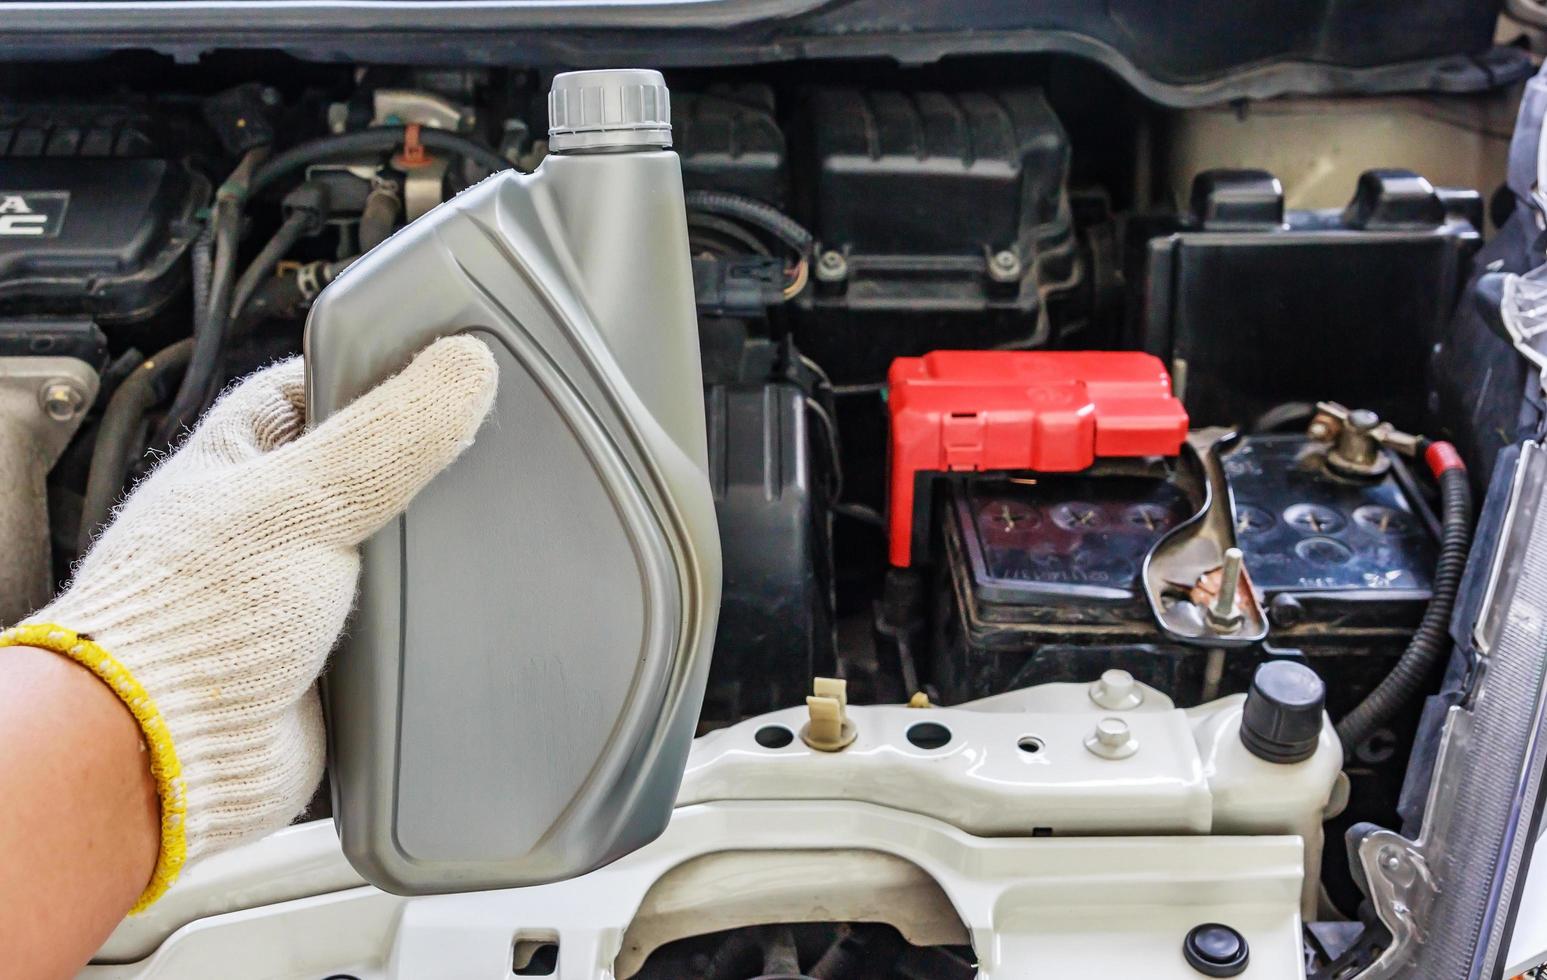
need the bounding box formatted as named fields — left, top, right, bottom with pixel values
left=755, top=725, right=795, bottom=749
left=906, top=722, right=952, bottom=750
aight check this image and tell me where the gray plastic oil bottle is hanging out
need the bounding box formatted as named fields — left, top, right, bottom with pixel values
left=304, top=69, right=721, bottom=894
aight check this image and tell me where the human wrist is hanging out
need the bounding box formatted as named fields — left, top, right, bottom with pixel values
left=0, top=640, right=160, bottom=910
left=0, top=623, right=185, bottom=911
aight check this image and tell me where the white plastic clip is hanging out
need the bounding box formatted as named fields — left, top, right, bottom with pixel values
left=801, top=677, right=858, bottom=752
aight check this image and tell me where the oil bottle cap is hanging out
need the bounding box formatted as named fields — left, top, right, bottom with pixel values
left=1240, top=660, right=1326, bottom=764
left=548, top=69, right=672, bottom=153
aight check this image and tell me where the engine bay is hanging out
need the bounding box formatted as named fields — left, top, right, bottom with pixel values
left=3, top=45, right=1543, bottom=980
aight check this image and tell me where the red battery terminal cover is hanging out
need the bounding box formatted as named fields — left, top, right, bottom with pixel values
left=887, top=350, right=1190, bottom=566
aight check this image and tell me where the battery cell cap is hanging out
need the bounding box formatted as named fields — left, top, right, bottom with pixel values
left=886, top=350, right=1188, bottom=566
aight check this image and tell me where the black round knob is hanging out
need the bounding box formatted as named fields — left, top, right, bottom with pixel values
left=1183, top=922, right=1250, bottom=977
left=1240, top=660, right=1325, bottom=764
left=1267, top=593, right=1303, bottom=626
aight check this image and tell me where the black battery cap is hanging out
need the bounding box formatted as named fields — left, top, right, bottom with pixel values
left=1240, top=660, right=1326, bottom=764
left=1183, top=922, right=1250, bottom=977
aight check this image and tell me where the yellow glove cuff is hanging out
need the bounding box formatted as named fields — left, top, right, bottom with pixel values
left=0, top=623, right=187, bottom=912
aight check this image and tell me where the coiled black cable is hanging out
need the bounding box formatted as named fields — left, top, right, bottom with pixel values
left=248, top=127, right=509, bottom=200
left=1337, top=443, right=1473, bottom=752
left=688, top=211, right=772, bottom=257
left=683, top=190, right=814, bottom=257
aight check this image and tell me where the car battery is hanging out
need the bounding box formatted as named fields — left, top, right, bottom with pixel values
left=1224, top=433, right=1437, bottom=720
left=931, top=468, right=1212, bottom=704
left=932, top=433, right=1438, bottom=716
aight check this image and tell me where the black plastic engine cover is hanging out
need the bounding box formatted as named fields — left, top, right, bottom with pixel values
left=0, top=157, right=206, bottom=323
left=795, top=88, right=1082, bottom=376
left=675, top=87, right=787, bottom=208
left=810, top=89, right=1068, bottom=258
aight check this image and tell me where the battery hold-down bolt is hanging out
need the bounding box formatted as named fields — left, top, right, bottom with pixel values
left=40, top=380, right=87, bottom=422
left=1205, top=547, right=1246, bottom=631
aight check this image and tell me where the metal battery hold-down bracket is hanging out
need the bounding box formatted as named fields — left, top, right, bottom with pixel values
left=1141, top=427, right=1269, bottom=647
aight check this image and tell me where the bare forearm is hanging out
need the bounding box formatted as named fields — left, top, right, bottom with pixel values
left=0, top=646, right=159, bottom=979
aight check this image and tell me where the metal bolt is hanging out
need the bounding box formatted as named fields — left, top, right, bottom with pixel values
left=815, top=249, right=849, bottom=283
left=988, top=249, right=1022, bottom=283
left=1349, top=408, right=1380, bottom=433
left=1332, top=408, right=1384, bottom=471
left=40, top=380, right=85, bottom=422
left=1380, top=847, right=1402, bottom=872
left=1207, top=547, right=1245, bottom=630
left=1307, top=416, right=1336, bottom=442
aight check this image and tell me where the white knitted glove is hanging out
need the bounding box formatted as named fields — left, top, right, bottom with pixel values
left=0, top=335, right=497, bottom=911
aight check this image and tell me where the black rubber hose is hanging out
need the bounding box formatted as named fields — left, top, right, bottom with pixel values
left=81, top=248, right=346, bottom=543
left=78, top=339, right=195, bottom=551
left=358, top=180, right=402, bottom=254
left=154, top=195, right=241, bottom=447
left=1337, top=445, right=1473, bottom=752
left=157, top=202, right=310, bottom=447
left=683, top=189, right=814, bottom=257
left=228, top=210, right=311, bottom=326
left=190, top=218, right=214, bottom=332
left=86, top=198, right=216, bottom=546
left=154, top=148, right=265, bottom=447
left=248, top=127, right=509, bottom=199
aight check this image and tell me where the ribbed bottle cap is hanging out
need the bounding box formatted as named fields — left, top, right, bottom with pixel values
left=548, top=69, right=672, bottom=153
left=1240, top=660, right=1326, bottom=764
